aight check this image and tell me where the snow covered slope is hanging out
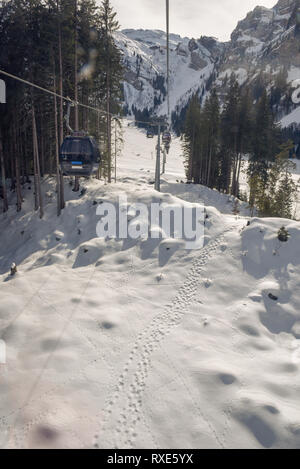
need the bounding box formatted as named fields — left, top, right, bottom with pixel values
left=281, top=105, right=300, bottom=127
left=117, top=0, right=300, bottom=127
left=115, top=29, right=223, bottom=119
left=1, top=124, right=300, bottom=449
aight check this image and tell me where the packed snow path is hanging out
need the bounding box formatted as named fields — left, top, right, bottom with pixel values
left=99, top=222, right=239, bottom=449
left=1, top=125, right=300, bottom=449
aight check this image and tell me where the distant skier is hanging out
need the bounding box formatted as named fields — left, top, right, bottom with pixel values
left=10, top=263, right=17, bottom=276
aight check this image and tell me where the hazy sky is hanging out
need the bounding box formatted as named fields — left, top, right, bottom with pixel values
left=109, top=0, right=277, bottom=41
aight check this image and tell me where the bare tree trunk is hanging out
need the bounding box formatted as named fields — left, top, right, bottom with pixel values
left=232, top=159, right=237, bottom=196
left=86, top=83, right=90, bottom=132
left=199, top=136, right=204, bottom=184
left=32, top=156, right=38, bottom=209
left=14, top=116, right=22, bottom=212
left=32, top=106, right=44, bottom=218
left=57, top=0, right=64, bottom=146
left=235, top=153, right=242, bottom=198
left=53, top=57, right=61, bottom=217
left=106, top=71, right=112, bottom=183
left=96, top=111, right=101, bottom=180
left=10, top=128, right=15, bottom=191
left=32, top=109, right=39, bottom=211
left=24, top=127, right=30, bottom=182
left=114, top=120, right=117, bottom=182
left=0, top=129, right=8, bottom=212
left=15, top=156, right=22, bottom=212
left=40, top=116, right=45, bottom=177
left=60, top=170, right=65, bottom=209
left=20, top=128, right=25, bottom=184
left=188, top=127, right=195, bottom=182
left=106, top=17, right=112, bottom=184
left=207, top=135, right=213, bottom=188
left=231, top=132, right=239, bottom=196
left=73, top=0, right=80, bottom=193
left=74, top=0, right=79, bottom=132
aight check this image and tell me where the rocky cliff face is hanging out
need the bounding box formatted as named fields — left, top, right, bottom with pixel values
left=222, top=0, right=299, bottom=71
left=217, top=0, right=300, bottom=126
left=115, top=0, right=300, bottom=128
left=115, top=29, right=224, bottom=120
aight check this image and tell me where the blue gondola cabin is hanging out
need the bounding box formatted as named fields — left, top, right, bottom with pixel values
left=59, top=132, right=101, bottom=177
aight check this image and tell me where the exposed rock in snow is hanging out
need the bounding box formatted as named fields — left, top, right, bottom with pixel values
left=115, top=29, right=224, bottom=118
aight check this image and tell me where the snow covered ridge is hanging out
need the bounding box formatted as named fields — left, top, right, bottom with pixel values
left=116, top=0, right=300, bottom=126
left=115, top=29, right=223, bottom=118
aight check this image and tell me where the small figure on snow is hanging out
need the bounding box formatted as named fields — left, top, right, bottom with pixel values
left=10, top=263, right=17, bottom=276
left=278, top=226, right=290, bottom=243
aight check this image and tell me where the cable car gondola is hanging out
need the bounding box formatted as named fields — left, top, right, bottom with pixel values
left=162, top=130, right=171, bottom=155
left=147, top=129, right=154, bottom=138
left=162, top=131, right=171, bottom=144
left=59, top=131, right=101, bottom=177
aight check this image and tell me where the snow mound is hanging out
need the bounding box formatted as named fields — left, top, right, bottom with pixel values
left=1, top=125, right=300, bottom=449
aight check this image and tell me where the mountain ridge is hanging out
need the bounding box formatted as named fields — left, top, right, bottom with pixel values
left=115, top=0, right=300, bottom=130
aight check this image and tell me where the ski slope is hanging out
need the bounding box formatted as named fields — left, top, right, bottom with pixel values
left=1, top=124, right=300, bottom=449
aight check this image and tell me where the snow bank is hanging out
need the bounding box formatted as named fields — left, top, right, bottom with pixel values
left=1, top=124, right=300, bottom=449
left=280, top=106, right=300, bottom=127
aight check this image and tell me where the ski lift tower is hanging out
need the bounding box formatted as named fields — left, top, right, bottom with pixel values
left=166, top=0, right=170, bottom=125
left=160, top=0, right=170, bottom=176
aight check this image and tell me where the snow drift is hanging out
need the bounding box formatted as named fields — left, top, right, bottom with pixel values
left=0, top=125, right=300, bottom=449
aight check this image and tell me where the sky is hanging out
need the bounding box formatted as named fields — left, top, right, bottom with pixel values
left=109, top=0, right=277, bottom=42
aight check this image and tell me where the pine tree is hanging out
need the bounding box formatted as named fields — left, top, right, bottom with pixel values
left=233, top=87, right=253, bottom=197
left=182, top=95, right=201, bottom=182
left=0, top=0, right=124, bottom=213
left=273, top=141, right=298, bottom=219
left=219, top=74, right=240, bottom=193
left=249, top=141, right=298, bottom=219
left=98, top=0, right=123, bottom=183
left=248, top=90, right=279, bottom=209
left=201, top=88, right=220, bottom=188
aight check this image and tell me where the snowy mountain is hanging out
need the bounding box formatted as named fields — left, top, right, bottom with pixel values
left=116, top=0, right=300, bottom=128
left=217, top=0, right=300, bottom=124
left=115, top=29, right=224, bottom=121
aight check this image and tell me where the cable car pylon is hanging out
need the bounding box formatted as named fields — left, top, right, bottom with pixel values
left=162, top=0, right=171, bottom=160
left=166, top=0, right=170, bottom=124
